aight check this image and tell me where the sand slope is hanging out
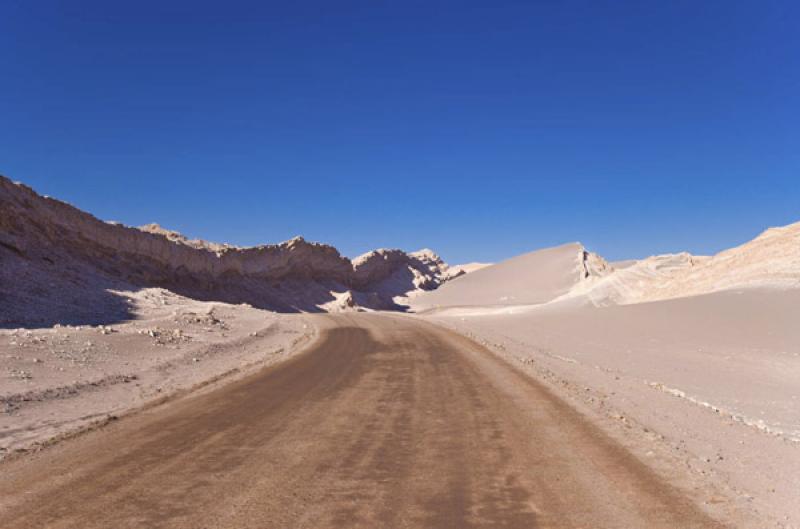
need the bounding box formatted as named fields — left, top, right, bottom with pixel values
left=567, top=222, right=800, bottom=306
left=449, top=262, right=493, bottom=275
left=416, top=223, right=800, bottom=527
left=416, top=220, right=800, bottom=312
left=431, top=287, right=800, bottom=527
left=411, top=243, right=611, bottom=309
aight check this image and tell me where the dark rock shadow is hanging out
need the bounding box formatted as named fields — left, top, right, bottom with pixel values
left=0, top=249, right=138, bottom=329
left=0, top=245, right=374, bottom=329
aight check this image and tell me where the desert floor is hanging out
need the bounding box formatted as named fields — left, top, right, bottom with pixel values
left=0, top=313, right=748, bottom=529
left=425, top=289, right=800, bottom=529
left=1, top=288, right=313, bottom=456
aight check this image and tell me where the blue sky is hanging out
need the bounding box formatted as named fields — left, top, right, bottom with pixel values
left=2, top=1, right=798, bottom=264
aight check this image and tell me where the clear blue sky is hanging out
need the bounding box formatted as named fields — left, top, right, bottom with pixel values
left=2, top=1, right=798, bottom=263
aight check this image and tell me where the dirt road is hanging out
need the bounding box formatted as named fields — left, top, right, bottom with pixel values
left=0, top=314, right=726, bottom=528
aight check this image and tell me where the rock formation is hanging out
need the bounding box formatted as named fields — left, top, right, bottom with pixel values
left=0, top=176, right=462, bottom=326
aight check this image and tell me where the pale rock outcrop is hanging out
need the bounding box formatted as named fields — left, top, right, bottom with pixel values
left=562, top=222, right=799, bottom=306
left=351, top=248, right=456, bottom=307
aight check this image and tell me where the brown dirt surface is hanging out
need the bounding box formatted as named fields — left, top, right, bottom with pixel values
left=0, top=314, right=730, bottom=528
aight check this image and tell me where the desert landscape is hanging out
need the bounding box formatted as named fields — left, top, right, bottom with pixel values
left=3, top=2, right=796, bottom=526
left=412, top=230, right=800, bottom=527
left=1, top=175, right=797, bottom=528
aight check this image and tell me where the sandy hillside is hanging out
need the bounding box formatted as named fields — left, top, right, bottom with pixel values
left=418, top=222, right=800, bottom=528
left=411, top=242, right=611, bottom=309
left=448, top=261, right=493, bottom=275
left=415, top=221, right=800, bottom=312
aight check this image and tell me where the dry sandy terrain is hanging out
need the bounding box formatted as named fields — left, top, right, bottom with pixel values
left=2, top=175, right=798, bottom=528
left=425, top=291, right=799, bottom=528
left=449, top=261, right=493, bottom=275
left=410, top=225, right=800, bottom=528
left=414, top=243, right=593, bottom=308
left=0, top=313, right=745, bottom=528
left=1, top=287, right=313, bottom=457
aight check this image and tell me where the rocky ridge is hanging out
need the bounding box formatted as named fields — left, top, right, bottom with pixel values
left=0, top=176, right=462, bottom=326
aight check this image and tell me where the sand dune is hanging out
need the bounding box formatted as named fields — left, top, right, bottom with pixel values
left=411, top=243, right=611, bottom=309
left=416, top=221, right=800, bottom=311
left=448, top=261, right=492, bottom=275
left=416, top=223, right=800, bottom=527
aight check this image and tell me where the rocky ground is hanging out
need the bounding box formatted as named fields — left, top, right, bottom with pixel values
left=0, top=287, right=313, bottom=458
